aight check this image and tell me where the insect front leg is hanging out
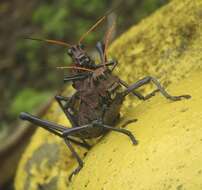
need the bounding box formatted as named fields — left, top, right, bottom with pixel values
left=101, top=124, right=138, bottom=145
left=55, top=95, right=92, bottom=149
left=89, top=120, right=138, bottom=145
left=55, top=94, right=77, bottom=127
left=122, top=76, right=191, bottom=101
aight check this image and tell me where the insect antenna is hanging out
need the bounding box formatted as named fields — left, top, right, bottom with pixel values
left=78, top=1, right=123, bottom=43
left=57, top=66, right=94, bottom=72
left=78, top=16, right=107, bottom=44
left=103, top=20, right=116, bottom=65
left=24, top=37, right=72, bottom=47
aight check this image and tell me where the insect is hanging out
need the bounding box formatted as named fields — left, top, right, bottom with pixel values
left=19, top=9, right=191, bottom=181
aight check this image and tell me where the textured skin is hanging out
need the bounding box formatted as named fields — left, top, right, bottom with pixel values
left=67, top=69, right=122, bottom=138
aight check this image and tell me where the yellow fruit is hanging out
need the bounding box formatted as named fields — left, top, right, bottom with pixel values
left=15, top=0, right=202, bottom=189
left=70, top=71, right=202, bottom=190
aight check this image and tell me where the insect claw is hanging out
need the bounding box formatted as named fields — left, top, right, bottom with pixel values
left=132, top=139, right=138, bottom=145
left=68, top=165, right=83, bottom=181
left=182, top=95, right=191, bottom=99
left=127, top=132, right=138, bottom=145
left=169, top=94, right=191, bottom=101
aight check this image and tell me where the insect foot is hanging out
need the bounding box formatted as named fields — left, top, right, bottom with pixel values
left=91, top=120, right=138, bottom=145
left=168, top=94, right=191, bottom=101
left=68, top=162, right=84, bottom=182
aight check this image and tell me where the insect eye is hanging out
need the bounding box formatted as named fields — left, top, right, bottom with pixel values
left=67, top=49, right=73, bottom=56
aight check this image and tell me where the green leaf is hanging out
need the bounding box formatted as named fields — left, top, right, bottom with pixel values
left=9, top=89, right=51, bottom=117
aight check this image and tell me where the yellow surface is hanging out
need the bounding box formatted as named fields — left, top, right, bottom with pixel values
left=69, top=70, right=202, bottom=190
left=15, top=0, right=202, bottom=189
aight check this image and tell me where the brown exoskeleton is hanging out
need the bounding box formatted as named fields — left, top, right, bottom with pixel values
left=20, top=12, right=191, bottom=181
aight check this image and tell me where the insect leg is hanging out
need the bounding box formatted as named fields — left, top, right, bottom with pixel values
left=142, top=89, right=160, bottom=100
left=20, top=112, right=91, bottom=149
left=80, top=138, right=91, bottom=149
left=122, top=76, right=191, bottom=101
left=119, top=79, right=147, bottom=100
left=63, top=74, right=88, bottom=82
left=121, top=79, right=160, bottom=100
left=55, top=95, right=92, bottom=150
left=110, top=59, right=118, bottom=72
left=63, top=138, right=84, bottom=181
left=55, top=95, right=77, bottom=127
left=66, top=137, right=91, bottom=149
left=19, top=112, right=65, bottom=137
left=102, top=124, right=138, bottom=145
left=62, top=125, right=92, bottom=137
left=121, top=119, right=138, bottom=128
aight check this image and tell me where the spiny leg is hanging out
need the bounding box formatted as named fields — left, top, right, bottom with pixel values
left=147, top=77, right=191, bottom=100
left=62, top=125, right=96, bottom=180
left=119, top=79, right=155, bottom=100
left=55, top=95, right=77, bottom=127
left=61, top=120, right=138, bottom=180
left=55, top=95, right=92, bottom=149
left=102, top=124, right=138, bottom=145
left=67, top=137, right=91, bottom=150
left=62, top=125, right=93, bottom=137
left=121, top=119, right=138, bottom=128
left=20, top=114, right=91, bottom=179
left=19, top=112, right=91, bottom=149
left=80, top=138, right=92, bottom=150
left=80, top=120, right=138, bottom=145
left=63, top=74, right=88, bottom=82
left=122, top=76, right=191, bottom=101
left=20, top=112, right=65, bottom=137
left=142, top=89, right=160, bottom=100
left=64, top=138, right=84, bottom=181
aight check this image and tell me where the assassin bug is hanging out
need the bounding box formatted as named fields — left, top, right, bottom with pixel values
left=19, top=8, right=191, bottom=181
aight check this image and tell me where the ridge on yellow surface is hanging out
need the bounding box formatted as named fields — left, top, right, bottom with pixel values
left=15, top=0, right=202, bottom=189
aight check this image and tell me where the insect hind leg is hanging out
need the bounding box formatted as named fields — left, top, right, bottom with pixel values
left=89, top=120, right=138, bottom=145
left=122, top=76, right=191, bottom=101
left=19, top=112, right=66, bottom=137
left=19, top=112, right=90, bottom=149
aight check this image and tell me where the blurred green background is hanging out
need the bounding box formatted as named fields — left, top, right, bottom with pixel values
left=0, top=0, right=168, bottom=189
